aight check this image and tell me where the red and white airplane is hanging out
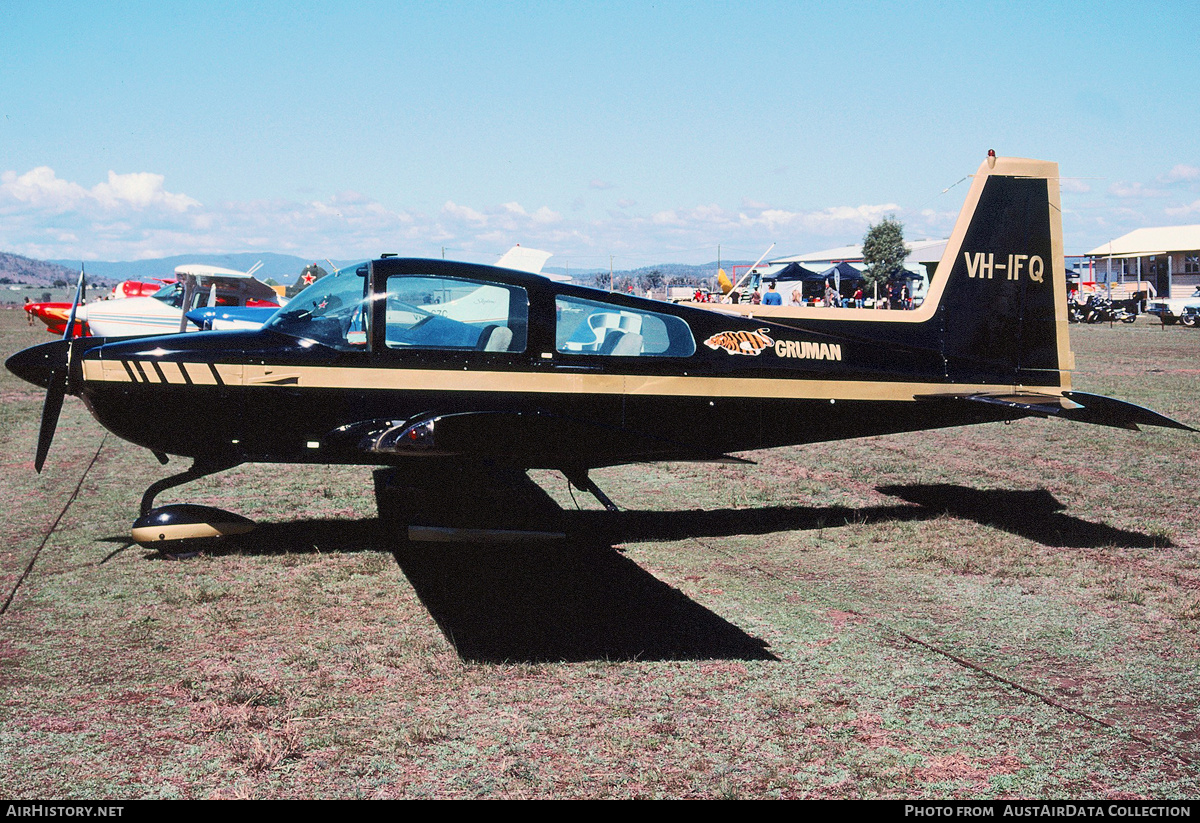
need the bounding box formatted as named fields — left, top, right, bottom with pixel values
left=79, top=264, right=281, bottom=337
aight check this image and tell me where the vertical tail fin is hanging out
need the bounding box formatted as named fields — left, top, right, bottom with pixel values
left=925, top=155, right=1072, bottom=389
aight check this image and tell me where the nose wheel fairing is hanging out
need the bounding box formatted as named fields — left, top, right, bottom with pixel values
left=131, top=504, right=256, bottom=550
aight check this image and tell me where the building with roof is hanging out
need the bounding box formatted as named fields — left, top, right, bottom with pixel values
left=768, top=238, right=949, bottom=276
left=747, top=238, right=948, bottom=305
left=1086, top=225, right=1200, bottom=299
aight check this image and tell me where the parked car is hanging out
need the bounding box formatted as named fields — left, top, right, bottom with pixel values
left=1146, top=286, right=1200, bottom=325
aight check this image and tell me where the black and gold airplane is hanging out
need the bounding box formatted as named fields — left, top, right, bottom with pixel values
left=6, top=154, right=1194, bottom=548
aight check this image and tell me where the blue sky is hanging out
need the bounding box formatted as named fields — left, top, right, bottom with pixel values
left=2, top=1, right=1198, bottom=266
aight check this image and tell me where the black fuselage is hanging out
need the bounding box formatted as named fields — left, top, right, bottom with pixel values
left=7, top=163, right=1080, bottom=476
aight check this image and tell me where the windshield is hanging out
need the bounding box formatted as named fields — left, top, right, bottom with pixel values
left=151, top=283, right=184, bottom=308
left=266, top=266, right=370, bottom=350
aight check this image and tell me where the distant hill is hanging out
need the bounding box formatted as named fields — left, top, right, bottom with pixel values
left=46, top=252, right=360, bottom=284
left=0, top=252, right=82, bottom=286
left=8, top=249, right=749, bottom=290
left=564, top=261, right=751, bottom=288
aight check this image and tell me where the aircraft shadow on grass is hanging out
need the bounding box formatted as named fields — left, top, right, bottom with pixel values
left=99, top=482, right=1167, bottom=663
left=875, top=484, right=1172, bottom=549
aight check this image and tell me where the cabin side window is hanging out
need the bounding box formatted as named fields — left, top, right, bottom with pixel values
left=383, top=275, right=528, bottom=353
left=555, top=295, right=696, bottom=357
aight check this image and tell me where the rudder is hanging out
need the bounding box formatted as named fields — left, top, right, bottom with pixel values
left=925, top=155, right=1072, bottom=389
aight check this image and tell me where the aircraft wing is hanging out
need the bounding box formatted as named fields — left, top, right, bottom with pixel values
left=185, top=306, right=279, bottom=331
left=174, top=264, right=255, bottom=279
left=176, top=263, right=280, bottom=304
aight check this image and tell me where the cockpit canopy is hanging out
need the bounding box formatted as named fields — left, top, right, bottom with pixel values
left=266, top=261, right=695, bottom=358
left=267, top=265, right=529, bottom=353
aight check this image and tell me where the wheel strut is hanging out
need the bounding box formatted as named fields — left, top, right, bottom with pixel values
left=564, top=469, right=620, bottom=512
left=140, top=460, right=241, bottom=516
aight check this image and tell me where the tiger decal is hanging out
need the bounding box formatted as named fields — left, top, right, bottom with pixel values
left=703, top=328, right=776, bottom=356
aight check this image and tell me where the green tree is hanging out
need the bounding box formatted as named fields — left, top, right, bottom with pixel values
left=861, top=216, right=908, bottom=289
left=639, top=269, right=664, bottom=292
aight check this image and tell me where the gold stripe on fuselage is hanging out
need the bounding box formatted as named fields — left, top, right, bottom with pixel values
left=83, top=360, right=1066, bottom=403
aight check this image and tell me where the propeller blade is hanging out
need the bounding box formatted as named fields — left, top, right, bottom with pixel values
left=34, top=365, right=66, bottom=473
left=29, top=275, right=77, bottom=469
left=62, top=266, right=86, bottom=341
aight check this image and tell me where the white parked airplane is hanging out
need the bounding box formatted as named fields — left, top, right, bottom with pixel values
left=82, top=264, right=281, bottom=337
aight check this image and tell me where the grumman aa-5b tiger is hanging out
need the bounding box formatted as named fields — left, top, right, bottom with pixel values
left=6, top=154, right=1194, bottom=550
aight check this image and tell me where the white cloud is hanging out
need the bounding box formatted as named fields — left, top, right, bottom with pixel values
left=1164, top=199, right=1200, bottom=217
left=0, top=166, right=199, bottom=213
left=1159, top=164, right=1200, bottom=185
left=10, top=165, right=1162, bottom=266
left=0, top=167, right=921, bottom=266
left=738, top=202, right=901, bottom=235
left=530, top=206, right=561, bottom=225
left=1, top=167, right=89, bottom=211
left=92, top=171, right=200, bottom=212
left=1108, top=181, right=1166, bottom=199
left=441, top=200, right=487, bottom=222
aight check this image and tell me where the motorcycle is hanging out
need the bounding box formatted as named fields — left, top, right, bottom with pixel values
left=1082, top=295, right=1137, bottom=324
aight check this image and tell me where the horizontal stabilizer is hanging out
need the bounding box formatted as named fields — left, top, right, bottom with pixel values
left=1061, top=391, right=1196, bottom=432
left=915, top=391, right=1196, bottom=432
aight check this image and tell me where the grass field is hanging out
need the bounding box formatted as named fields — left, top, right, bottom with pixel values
left=1, top=307, right=1198, bottom=799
